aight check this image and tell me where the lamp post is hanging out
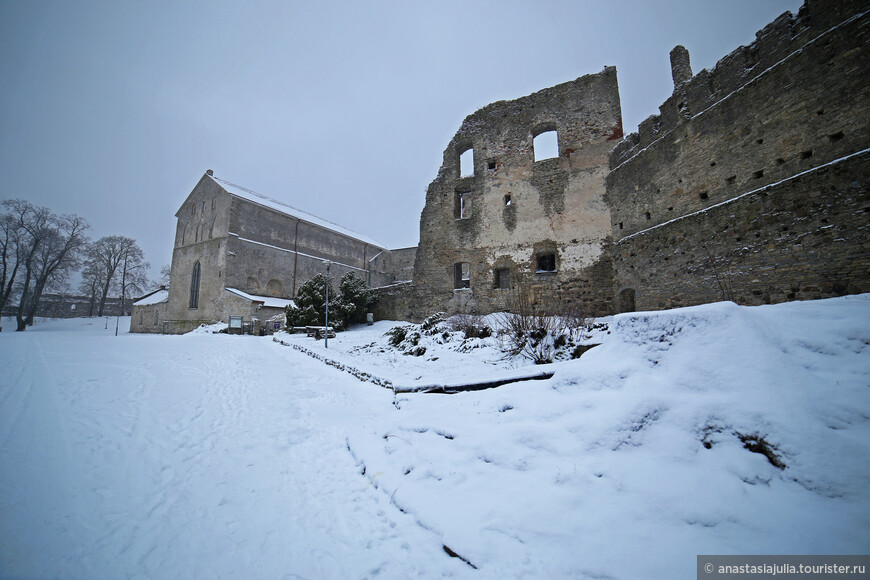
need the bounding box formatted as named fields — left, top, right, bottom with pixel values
left=323, top=260, right=331, bottom=348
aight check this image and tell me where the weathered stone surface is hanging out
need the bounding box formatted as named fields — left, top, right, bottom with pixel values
left=147, top=174, right=404, bottom=333
left=606, top=0, right=869, bottom=312
left=405, top=66, right=622, bottom=320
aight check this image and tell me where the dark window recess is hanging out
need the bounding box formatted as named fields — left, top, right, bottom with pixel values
left=726, top=175, right=737, bottom=184
left=645, top=211, right=652, bottom=220
left=756, top=138, right=764, bottom=144
left=619, top=222, right=624, bottom=230
left=536, top=253, right=556, bottom=273
left=699, top=191, right=709, bottom=200
left=494, top=268, right=510, bottom=289
left=454, top=262, right=471, bottom=289
left=488, top=160, right=497, bottom=170
left=753, top=170, right=764, bottom=179
left=710, top=161, right=717, bottom=167
left=504, top=194, right=512, bottom=206
left=801, top=150, right=813, bottom=159
left=776, top=158, right=786, bottom=165
left=828, top=131, right=844, bottom=142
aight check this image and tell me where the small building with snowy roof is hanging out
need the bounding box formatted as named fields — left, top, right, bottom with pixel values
left=146, top=170, right=406, bottom=334
left=130, top=287, right=169, bottom=333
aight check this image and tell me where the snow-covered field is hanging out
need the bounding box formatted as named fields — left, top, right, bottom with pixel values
left=1, top=296, right=869, bottom=579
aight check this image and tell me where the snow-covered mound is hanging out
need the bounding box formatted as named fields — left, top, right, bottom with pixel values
left=346, top=297, right=870, bottom=578
left=0, top=297, right=868, bottom=579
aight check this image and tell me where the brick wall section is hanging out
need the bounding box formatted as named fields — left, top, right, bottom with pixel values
left=607, top=0, right=869, bottom=311
left=409, top=66, right=622, bottom=318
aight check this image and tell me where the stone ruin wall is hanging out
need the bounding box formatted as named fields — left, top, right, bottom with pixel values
left=606, top=0, right=869, bottom=311
left=403, top=66, right=622, bottom=320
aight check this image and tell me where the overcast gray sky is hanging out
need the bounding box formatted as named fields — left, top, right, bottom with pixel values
left=1, top=0, right=802, bottom=282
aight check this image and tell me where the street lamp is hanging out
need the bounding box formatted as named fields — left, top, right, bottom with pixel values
left=323, top=260, right=331, bottom=348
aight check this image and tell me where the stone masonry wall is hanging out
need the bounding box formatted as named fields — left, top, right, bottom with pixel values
left=410, top=66, right=623, bottom=319
left=607, top=0, right=869, bottom=311
left=612, top=153, right=869, bottom=311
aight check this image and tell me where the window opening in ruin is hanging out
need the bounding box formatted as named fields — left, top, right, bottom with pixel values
left=454, top=191, right=471, bottom=219
left=726, top=175, right=737, bottom=184
left=645, top=211, right=651, bottom=220
left=488, top=160, right=497, bottom=170
left=756, top=138, right=764, bottom=144
left=536, top=253, right=556, bottom=273
left=776, top=158, right=786, bottom=165
left=801, top=150, right=813, bottom=159
left=189, top=261, right=201, bottom=309
left=504, top=194, right=512, bottom=206
left=828, top=131, right=844, bottom=142
left=459, top=148, right=474, bottom=177
left=454, top=262, right=471, bottom=289
left=533, top=130, right=559, bottom=161
left=699, top=191, right=709, bottom=200
left=619, top=222, right=624, bottom=230
left=494, top=268, right=510, bottom=289
left=753, top=170, right=764, bottom=179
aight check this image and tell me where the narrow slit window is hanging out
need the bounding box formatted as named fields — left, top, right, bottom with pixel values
left=494, top=268, right=510, bottom=289
left=454, top=262, right=471, bottom=289
left=533, top=130, right=559, bottom=161
left=459, top=148, right=474, bottom=177
left=189, top=261, right=201, bottom=309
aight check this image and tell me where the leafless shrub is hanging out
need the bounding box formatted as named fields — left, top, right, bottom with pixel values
left=448, top=311, right=492, bottom=339
left=494, top=286, right=594, bottom=364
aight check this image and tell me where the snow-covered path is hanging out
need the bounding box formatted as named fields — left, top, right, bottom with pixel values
left=0, top=320, right=468, bottom=579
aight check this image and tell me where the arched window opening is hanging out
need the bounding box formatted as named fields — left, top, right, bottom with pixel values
left=459, top=147, right=474, bottom=177
left=533, top=130, right=559, bottom=161
left=190, top=262, right=201, bottom=309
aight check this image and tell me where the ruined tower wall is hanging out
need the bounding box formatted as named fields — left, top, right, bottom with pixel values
left=606, top=0, right=870, bottom=311
left=409, top=67, right=623, bottom=318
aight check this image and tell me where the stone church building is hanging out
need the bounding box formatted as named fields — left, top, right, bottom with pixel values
left=131, top=171, right=412, bottom=334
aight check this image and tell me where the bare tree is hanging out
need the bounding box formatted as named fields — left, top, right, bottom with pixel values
left=79, top=254, right=108, bottom=317
left=86, top=236, right=149, bottom=316
left=155, top=264, right=171, bottom=288
left=14, top=207, right=89, bottom=331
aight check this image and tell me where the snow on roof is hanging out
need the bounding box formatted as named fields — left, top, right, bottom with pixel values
left=209, top=175, right=387, bottom=249
left=225, top=287, right=295, bottom=310
left=133, top=289, right=168, bottom=306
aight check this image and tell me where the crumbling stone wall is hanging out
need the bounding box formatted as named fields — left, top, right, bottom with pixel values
left=607, top=0, right=869, bottom=311
left=411, top=67, right=623, bottom=318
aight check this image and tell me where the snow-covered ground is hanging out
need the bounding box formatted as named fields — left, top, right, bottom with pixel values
left=1, top=296, right=869, bottom=579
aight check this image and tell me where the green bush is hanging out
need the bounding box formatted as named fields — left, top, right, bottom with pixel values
left=285, top=272, right=376, bottom=331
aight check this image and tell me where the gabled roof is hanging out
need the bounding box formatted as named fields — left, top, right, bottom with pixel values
left=225, top=287, right=296, bottom=309
left=208, top=174, right=387, bottom=250
left=133, top=288, right=169, bottom=306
